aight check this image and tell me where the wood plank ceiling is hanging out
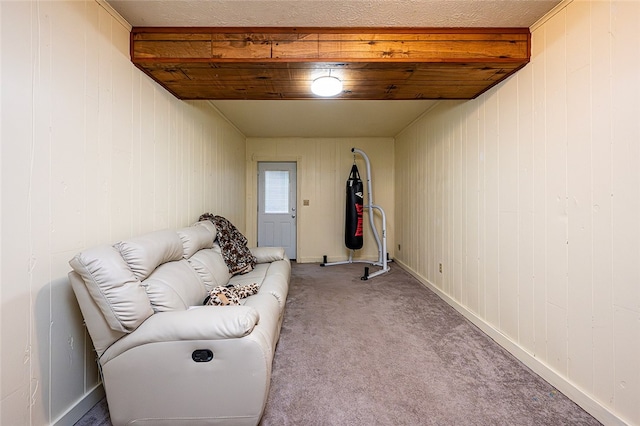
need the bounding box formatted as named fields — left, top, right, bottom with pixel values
left=131, top=27, right=530, bottom=100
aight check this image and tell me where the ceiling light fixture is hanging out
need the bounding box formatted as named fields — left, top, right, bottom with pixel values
left=311, top=76, right=343, bottom=97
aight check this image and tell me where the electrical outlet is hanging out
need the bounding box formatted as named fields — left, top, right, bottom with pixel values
left=439, top=263, right=443, bottom=273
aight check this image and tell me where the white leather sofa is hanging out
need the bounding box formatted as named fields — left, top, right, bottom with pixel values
left=68, top=221, right=290, bottom=426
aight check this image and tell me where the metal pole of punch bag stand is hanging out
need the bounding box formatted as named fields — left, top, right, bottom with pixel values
left=321, top=148, right=390, bottom=280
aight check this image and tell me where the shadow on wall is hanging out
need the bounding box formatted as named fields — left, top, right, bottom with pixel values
left=36, top=276, right=100, bottom=422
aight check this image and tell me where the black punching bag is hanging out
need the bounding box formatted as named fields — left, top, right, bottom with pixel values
left=345, top=164, right=364, bottom=250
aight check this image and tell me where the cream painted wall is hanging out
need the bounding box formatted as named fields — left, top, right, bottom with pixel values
left=246, top=138, right=394, bottom=264
left=394, top=1, right=639, bottom=424
left=0, top=1, right=246, bottom=425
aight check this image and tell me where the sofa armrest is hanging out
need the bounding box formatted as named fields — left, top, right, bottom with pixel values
left=250, top=246, right=286, bottom=263
left=101, top=306, right=259, bottom=363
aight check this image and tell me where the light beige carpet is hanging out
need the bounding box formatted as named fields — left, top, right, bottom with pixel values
left=76, top=261, right=600, bottom=426
left=259, top=262, right=600, bottom=426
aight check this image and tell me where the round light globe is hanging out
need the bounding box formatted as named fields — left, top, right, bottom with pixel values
left=311, top=76, right=343, bottom=97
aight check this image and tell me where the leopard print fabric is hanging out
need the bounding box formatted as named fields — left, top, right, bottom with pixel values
left=199, top=213, right=257, bottom=275
left=204, top=283, right=260, bottom=306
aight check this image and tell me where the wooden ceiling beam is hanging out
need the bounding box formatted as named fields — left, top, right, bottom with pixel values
left=130, top=27, right=530, bottom=100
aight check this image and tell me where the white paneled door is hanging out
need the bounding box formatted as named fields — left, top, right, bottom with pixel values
left=258, top=162, right=297, bottom=260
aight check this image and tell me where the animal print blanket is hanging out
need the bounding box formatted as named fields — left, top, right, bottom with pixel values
left=199, top=213, right=257, bottom=275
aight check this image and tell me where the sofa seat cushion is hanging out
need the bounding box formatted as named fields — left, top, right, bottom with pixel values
left=228, top=263, right=270, bottom=287
left=230, top=261, right=290, bottom=310
left=242, top=294, right=282, bottom=355
left=255, top=271, right=289, bottom=310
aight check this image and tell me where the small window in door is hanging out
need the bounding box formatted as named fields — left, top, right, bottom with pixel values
left=264, top=171, right=289, bottom=214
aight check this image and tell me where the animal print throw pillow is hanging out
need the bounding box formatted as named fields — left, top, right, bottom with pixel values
left=204, top=283, right=260, bottom=306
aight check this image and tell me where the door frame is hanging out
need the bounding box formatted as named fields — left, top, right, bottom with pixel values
left=257, top=161, right=297, bottom=259
left=246, top=155, right=302, bottom=255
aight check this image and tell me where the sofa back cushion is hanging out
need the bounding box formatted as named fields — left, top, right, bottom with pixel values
left=142, top=259, right=207, bottom=310
left=115, top=230, right=183, bottom=281
left=69, top=225, right=226, bottom=336
left=193, top=219, right=217, bottom=240
left=177, top=225, right=214, bottom=259
left=69, top=270, right=127, bottom=356
left=69, top=245, right=154, bottom=333
left=188, top=246, right=232, bottom=292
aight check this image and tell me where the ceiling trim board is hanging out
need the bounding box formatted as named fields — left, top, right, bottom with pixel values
left=530, top=0, right=574, bottom=32
left=205, top=100, right=247, bottom=138
left=97, top=0, right=132, bottom=31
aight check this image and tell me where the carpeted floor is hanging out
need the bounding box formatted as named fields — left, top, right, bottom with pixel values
left=259, top=262, right=599, bottom=426
left=76, top=261, right=600, bottom=426
left=74, top=398, right=111, bottom=426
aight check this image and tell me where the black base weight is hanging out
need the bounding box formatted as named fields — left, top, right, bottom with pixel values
left=361, top=267, right=369, bottom=280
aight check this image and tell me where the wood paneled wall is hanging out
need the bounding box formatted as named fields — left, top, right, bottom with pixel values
left=0, top=2, right=246, bottom=425
left=246, top=137, right=394, bottom=264
left=394, top=1, right=639, bottom=424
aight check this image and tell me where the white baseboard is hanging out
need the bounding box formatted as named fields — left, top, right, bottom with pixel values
left=394, top=259, right=629, bottom=426
left=53, top=384, right=105, bottom=426
left=297, top=256, right=380, bottom=264
left=296, top=256, right=321, bottom=263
